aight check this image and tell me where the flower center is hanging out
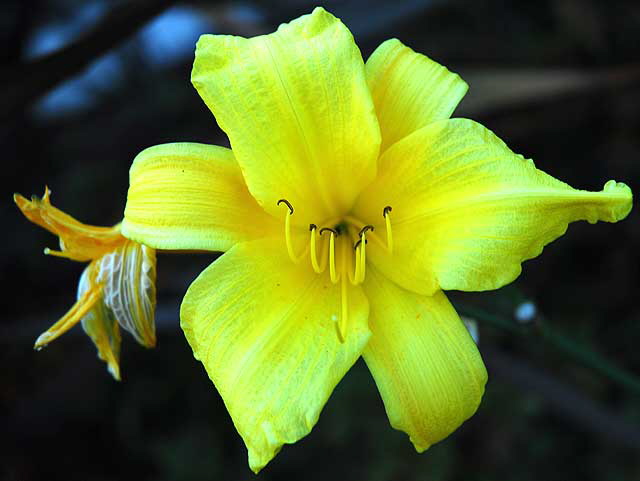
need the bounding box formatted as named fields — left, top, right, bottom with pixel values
left=277, top=199, right=393, bottom=342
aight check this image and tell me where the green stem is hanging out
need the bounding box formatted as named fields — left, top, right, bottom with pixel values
left=456, top=304, right=640, bottom=396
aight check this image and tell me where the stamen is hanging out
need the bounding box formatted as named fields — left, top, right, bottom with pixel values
left=276, top=201, right=390, bottom=293
left=278, top=199, right=298, bottom=262
left=343, top=214, right=391, bottom=253
left=320, top=228, right=340, bottom=284
left=383, top=206, right=394, bottom=254
left=328, top=231, right=339, bottom=283
left=353, top=238, right=368, bottom=250
left=343, top=222, right=370, bottom=286
left=309, top=224, right=322, bottom=273
left=348, top=241, right=360, bottom=286
left=357, top=230, right=367, bottom=284
left=358, top=225, right=374, bottom=237
left=277, top=199, right=294, bottom=214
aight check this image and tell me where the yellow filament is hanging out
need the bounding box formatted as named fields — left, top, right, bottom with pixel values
left=343, top=215, right=391, bottom=253
left=358, top=233, right=367, bottom=284
left=329, top=232, right=339, bottom=283
left=310, top=226, right=321, bottom=273
left=317, top=234, right=329, bottom=272
left=347, top=244, right=358, bottom=285
left=337, top=238, right=348, bottom=343
left=345, top=232, right=358, bottom=286
left=345, top=227, right=363, bottom=286
left=383, top=209, right=394, bottom=254
left=353, top=244, right=362, bottom=285
left=278, top=201, right=389, bottom=290
left=283, top=208, right=298, bottom=263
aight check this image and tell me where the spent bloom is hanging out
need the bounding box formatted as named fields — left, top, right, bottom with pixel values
left=15, top=187, right=157, bottom=379
left=121, top=8, right=632, bottom=472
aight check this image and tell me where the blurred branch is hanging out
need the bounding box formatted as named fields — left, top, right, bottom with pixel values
left=1, top=0, right=43, bottom=66
left=485, top=346, right=640, bottom=451
left=0, top=0, right=176, bottom=121
left=459, top=66, right=640, bottom=119
left=457, top=304, right=640, bottom=396
left=537, top=317, right=640, bottom=396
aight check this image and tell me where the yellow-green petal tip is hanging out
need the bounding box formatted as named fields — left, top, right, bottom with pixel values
left=602, top=180, right=632, bottom=222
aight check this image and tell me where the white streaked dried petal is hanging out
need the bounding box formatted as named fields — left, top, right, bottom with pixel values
left=78, top=264, right=122, bottom=380
left=99, top=241, right=157, bottom=347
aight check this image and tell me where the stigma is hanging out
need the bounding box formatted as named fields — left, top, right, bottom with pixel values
left=277, top=199, right=393, bottom=342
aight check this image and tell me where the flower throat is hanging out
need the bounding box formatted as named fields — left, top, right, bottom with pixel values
left=277, top=199, right=394, bottom=342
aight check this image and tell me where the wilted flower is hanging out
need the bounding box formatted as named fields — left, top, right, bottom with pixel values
left=15, top=187, right=157, bottom=380
left=122, top=7, right=632, bottom=472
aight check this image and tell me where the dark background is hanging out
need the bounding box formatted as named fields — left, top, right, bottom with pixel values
left=2, top=1, right=639, bottom=480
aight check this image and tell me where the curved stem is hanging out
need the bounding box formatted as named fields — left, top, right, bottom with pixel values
left=455, top=304, right=640, bottom=396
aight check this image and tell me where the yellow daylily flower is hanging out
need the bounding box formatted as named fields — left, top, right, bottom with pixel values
left=15, top=187, right=157, bottom=380
left=122, top=7, right=633, bottom=472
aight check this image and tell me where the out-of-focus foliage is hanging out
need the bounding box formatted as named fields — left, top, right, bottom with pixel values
left=2, top=1, right=639, bottom=480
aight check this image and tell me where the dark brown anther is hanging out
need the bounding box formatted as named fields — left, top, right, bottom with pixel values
left=354, top=239, right=368, bottom=250
left=319, top=227, right=338, bottom=236
left=277, top=199, right=294, bottom=214
left=309, top=223, right=317, bottom=231
left=359, top=225, right=374, bottom=237
left=383, top=206, right=392, bottom=217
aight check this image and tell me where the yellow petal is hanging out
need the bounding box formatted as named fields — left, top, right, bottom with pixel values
left=180, top=238, right=370, bottom=472
left=34, top=261, right=103, bottom=349
left=191, top=7, right=380, bottom=225
left=354, top=118, right=633, bottom=295
left=14, top=187, right=123, bottom=261
left=362, top=267, right=487, bottom=451
left=78, top=264, right=122, bottom=381
left=33, top=260, right=122, bottom=380
left=99, top=240, right=157, bottom=348
left=123, top=143, right=279, bottom=251
left=366, top=38, right=468, bottom=153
